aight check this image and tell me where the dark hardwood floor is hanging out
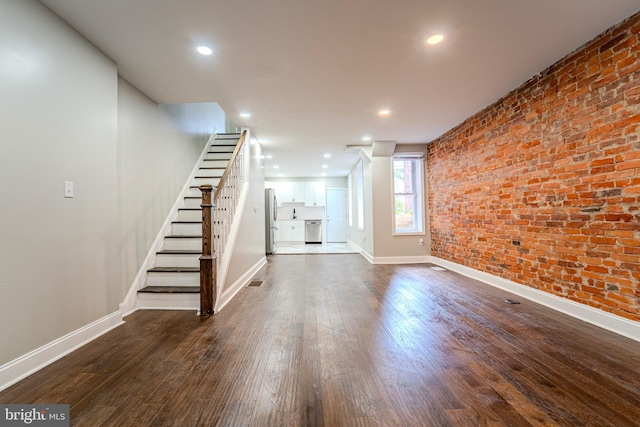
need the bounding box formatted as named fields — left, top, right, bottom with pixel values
left=2, top=254, right=640, bottom=426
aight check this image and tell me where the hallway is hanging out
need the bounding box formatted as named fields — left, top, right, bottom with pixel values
left=2, top=254, right=639, bottom=426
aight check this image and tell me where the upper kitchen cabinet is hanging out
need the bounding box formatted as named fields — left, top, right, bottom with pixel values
left=292, top=182, right=306, bottom=203
left=267, top=181, right=326, bottom=206
left=270, top=181, right=305, bottom=205
left=305, top=182, right=326, bottom=206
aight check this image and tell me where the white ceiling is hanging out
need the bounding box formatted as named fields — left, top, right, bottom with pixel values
left=41, top=0, right=640, bottom=178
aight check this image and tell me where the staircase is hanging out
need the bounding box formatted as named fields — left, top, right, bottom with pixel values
left=137, top=133, right=242, bottom=309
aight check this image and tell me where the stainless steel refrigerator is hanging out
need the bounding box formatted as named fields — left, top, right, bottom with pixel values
left=265, top=188, right=278, bottom=254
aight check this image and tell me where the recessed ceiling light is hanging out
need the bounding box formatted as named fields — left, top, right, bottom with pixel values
left=273, top=165, right=279, bottom=169
left=196, top=46, right=213, bottom=55
left=426, top=34, right=444, bottom=45
left=239, top=112, right=251, bottom=118
left=378, top=109, right=391, bottom=116
left=362, top=136, right=372, bottom=142
left=323, top=153, right=331, bottom=158
left=322, top=164, right=328, bottom=169
left=266, top=154, right=273, bottom=159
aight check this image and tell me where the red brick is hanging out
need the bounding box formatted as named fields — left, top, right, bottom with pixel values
left=427, top=13, right=640, bottom=324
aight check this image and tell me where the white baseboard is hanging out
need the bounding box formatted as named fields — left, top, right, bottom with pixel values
left=216, top=256, right=267, bottom=313
left=371, top=255, right=431, bottom=264
left=0, top=311, right=124, bottom=392
left=346, top=239, right=429, bottom=265
left=346, top=239, right=374, bottom=263
left=429, top=256, right=640, bottom=343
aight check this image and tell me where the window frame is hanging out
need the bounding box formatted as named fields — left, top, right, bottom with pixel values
left=391, top=156, right=425, bottom=236
left=356, top=159, right=364, bottom=230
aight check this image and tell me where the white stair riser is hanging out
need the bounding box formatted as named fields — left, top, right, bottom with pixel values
left=138, top=292, right=198, bottom=310
left=202, top=160, right=229, bottom=168
left=146, top=271, right=199, bottom=287
left=163, top=238, right=201, bottom=251
left=177, top=210, right=202, bottom=221
left=193, top=177, right=221, bottom=187
left=171, top=222, right=201, bottom=235
left=205, top=152, right=233, bottom=160
left=155, top=254, right=200, bottom=268
left=198, top=169, right=224, bottom=178
left=208, top=146, right=236, bottom=153
left=187, top=188, right=206, bottom=197
left=183, top=198, right=202, bottom=208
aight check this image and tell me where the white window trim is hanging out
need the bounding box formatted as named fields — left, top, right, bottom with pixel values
left=356, top=159, right=364, bottom=231
left=391, top=156, right=426, bottom=236
left=347, top=173, right=353, bottom=227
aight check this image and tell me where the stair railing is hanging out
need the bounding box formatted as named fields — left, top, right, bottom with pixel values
left=199, top=130, right=247, bottom=316
left=214, top=130, right=247, bottom=257
left=199, top=185, right=215, bottom=317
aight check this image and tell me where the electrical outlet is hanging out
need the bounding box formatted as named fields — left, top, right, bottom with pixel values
left=64, top=181, right=74, bottom=198
left=419, top=238, right=424, bottom=246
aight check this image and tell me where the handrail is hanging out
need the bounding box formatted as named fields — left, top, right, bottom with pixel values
left=214, top=130, right=247, bottom=200
left=199, top=129, right=248, bottom=315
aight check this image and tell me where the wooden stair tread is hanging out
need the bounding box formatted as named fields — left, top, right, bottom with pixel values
left=165, top=235, right=202, bottom=239
left=178, top=208, right=202, bottom=211
left=147, top=267, right=200, bottom=273
left=156, top=250, right=202, bottom=255
left=138, top=286, right=199, bottom=293
left=172, top=220, right=201, bottom=224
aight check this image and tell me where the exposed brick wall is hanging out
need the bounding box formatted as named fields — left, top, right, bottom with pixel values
left=427, top=12, right=640, bottom=321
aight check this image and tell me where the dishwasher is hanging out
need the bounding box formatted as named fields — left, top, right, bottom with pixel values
left=304, top=220, right=322, bottom=244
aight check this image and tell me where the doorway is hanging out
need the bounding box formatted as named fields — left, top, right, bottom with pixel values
left=326, top=188, right=347, bottom=242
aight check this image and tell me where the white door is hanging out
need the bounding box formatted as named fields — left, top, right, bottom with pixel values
left=326, top=189, right=347, bottom=242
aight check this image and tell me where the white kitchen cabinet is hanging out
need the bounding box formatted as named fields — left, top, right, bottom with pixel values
left=291, top=182, right=306, bottom=203
left=273, top=182, right=292, bottom=206
left=305, top=182, right=326, bottom=206
left=273, top=181, right=326, bottom=206
left=273, top=182, right=306, bottom=204
left=276, top=220, right=304, bottom=242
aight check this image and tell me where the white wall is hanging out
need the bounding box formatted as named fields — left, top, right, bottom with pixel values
left=118, top=80, right=218, bottom=298
left=224, top=135, right=266, bottom=291
left=0, top=1, right=226, bottom=369
left=159, top=102, right=225, bottom=138
left=0, top=0, right=119, bottom=365
left=347, top=157, right=374, bottom=255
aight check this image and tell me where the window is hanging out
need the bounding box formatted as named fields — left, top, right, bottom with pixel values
left=356, top=160, right=364, bottom=230
left=347, top=173, right=353, bottom=227
left=393, top=157, right=424, bottom=234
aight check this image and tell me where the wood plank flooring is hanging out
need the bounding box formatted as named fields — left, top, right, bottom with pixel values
left=2, top=254, right=640, bottom=426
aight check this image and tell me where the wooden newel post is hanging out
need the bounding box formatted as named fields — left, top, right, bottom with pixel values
left=199, top=185, right=216, bottom=317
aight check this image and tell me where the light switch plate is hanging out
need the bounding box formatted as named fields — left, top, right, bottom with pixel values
left=64, top=181, right=74, bottom=198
